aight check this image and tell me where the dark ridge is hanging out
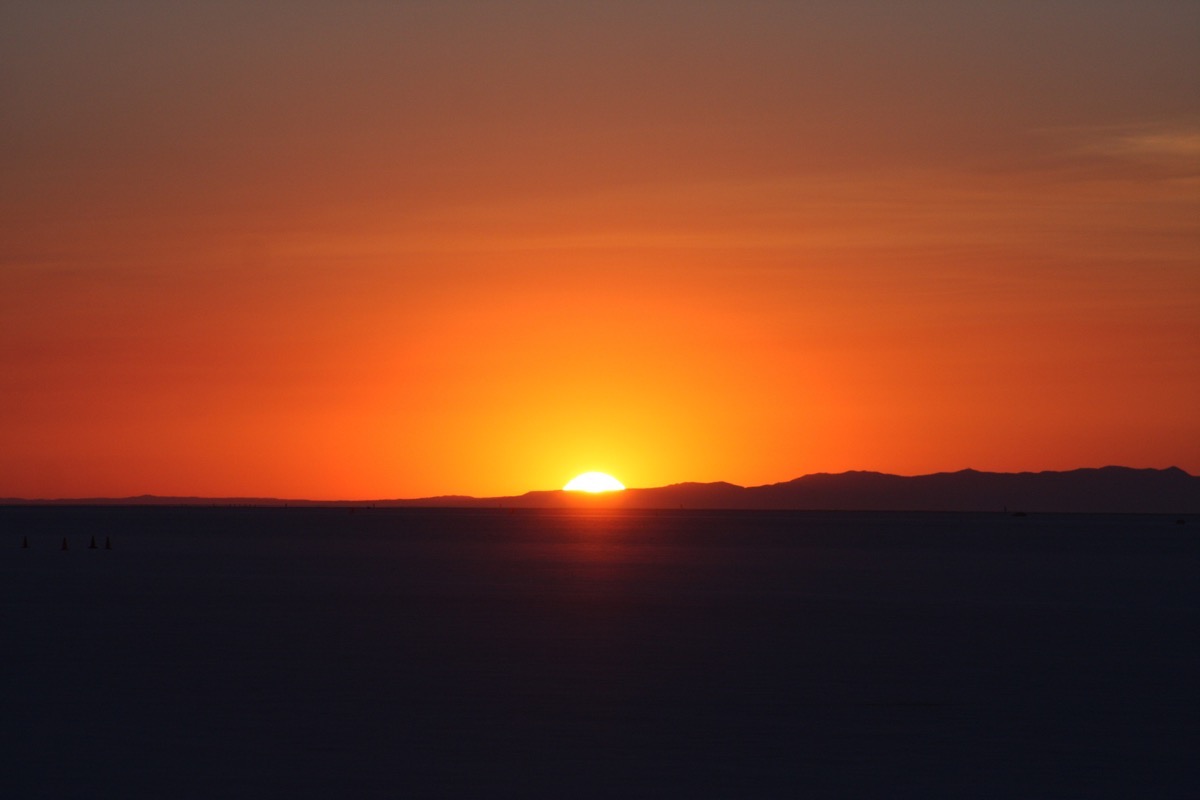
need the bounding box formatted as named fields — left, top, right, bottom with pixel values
left=3, top=467, right=1197, bottom=513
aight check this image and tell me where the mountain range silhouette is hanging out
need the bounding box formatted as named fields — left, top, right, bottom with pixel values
left=7, top=467, right=1197, bottom=513
left=416, top=467, right=1200, bottom=513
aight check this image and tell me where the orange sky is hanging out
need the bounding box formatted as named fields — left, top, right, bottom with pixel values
left=2, top=2, right=1198, bottom=498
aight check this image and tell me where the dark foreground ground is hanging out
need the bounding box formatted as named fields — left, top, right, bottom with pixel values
left=1, top=507, right=1197, bottom=798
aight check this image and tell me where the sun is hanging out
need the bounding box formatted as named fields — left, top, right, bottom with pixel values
left=563, top=471, right=626, bottom=493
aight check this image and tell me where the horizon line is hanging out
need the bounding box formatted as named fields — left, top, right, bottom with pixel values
left=2, top=465, right=1193, bottom=505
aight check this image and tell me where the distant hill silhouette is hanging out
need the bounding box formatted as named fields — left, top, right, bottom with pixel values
left=396, top=467, right=1200, bottom=513
left=5, top=468, right=1198, bottom=513
left=741, top=467, right=1200, bottom=513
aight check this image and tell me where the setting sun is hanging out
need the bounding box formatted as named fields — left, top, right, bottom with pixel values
left=563, top=472, right=626, bottom=493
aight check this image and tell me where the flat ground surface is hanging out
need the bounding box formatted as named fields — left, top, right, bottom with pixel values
left=2, top=508, right=1197, bottom=798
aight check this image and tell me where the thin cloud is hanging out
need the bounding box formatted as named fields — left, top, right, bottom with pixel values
left=1076, top=123, right=1200, bottom=170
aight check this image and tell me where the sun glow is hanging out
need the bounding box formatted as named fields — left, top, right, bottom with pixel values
left=563, top=472, right=626, bottom=493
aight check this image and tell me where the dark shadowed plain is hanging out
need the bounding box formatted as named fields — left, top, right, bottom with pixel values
left=3, top=507, right=1197, bottom=798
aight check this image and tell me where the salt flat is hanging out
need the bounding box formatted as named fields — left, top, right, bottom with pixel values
left=2, top=508, right=1196, bottom=798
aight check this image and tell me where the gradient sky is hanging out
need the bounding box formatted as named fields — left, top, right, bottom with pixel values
left=2, top=1, right=1198, bottom=499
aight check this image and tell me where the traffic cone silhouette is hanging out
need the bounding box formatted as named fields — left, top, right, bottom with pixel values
left=22, top=536, right=28, bottom=549
left=105, top=536, right=112, bottom=550
left=61, top=538, right=68, bottom=551
left=89, top=536, right=98, bottom=549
